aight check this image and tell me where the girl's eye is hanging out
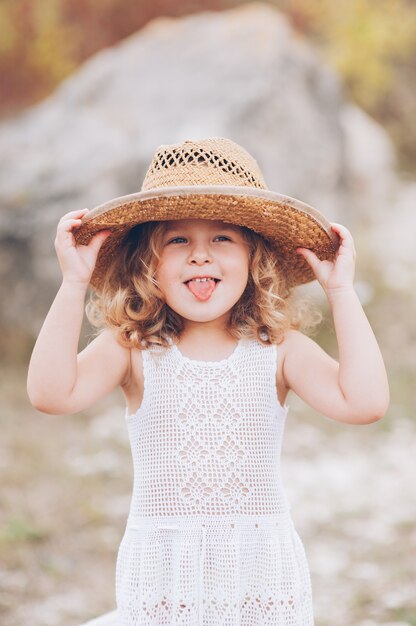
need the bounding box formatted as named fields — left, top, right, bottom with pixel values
left=167, top=235, right=231, bottom=244
left=168, top=237, right=187, bottom=244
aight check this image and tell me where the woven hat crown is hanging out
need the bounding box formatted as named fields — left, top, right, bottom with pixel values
left=141, top=137, right=268, bottom=191
left=75, top=135, right=340, bottom=292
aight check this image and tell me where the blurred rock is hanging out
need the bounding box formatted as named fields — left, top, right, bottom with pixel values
left=0, top=2, right=413, bottom=359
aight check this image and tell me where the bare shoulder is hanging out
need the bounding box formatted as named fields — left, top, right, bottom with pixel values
left=276, top=328, right=308, bottom=365
left=89, top=329, right=145, bottom=415
left=121, top=344, right=144, bottom=415
left=279, top=328, right=312, bottom=352
left=126, top=345, right=144, bottom=388
left=275, top=330, right=302, bottom=406
left=94, top=328, right=144, bottom=386
left=94, top=326, right=129, bottom=356
left=275, top=329, right=318, bottom=399
left=81, top=327, right=131, bottom=386
left=278, top=327, right=343, bottom=417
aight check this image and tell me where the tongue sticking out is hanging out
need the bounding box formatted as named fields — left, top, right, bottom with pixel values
left=186, top=279, right=217, bottom=301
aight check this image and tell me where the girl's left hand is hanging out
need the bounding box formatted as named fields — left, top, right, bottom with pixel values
left=295, top=222, right=356, bottom=296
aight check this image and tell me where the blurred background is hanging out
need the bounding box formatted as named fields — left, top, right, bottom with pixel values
left=0, top=1, right=415, bottom=625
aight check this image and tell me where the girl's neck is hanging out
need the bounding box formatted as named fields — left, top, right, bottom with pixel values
left=177, top=322, right=237, bottom=359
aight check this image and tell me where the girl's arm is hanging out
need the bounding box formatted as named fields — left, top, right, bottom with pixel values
left=282, top=223, right=389, bottom=425
left=27, top=209, right=128, bottom=415
left=27, top=283, right=129, bottom=415
left=327, top=285, right=389, bottom=419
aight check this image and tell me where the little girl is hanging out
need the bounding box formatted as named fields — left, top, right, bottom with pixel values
left=27, top=137, right=389, bottom=626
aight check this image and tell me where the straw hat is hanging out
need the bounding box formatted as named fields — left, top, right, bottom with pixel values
left=74, top=137, right=340, bottom=292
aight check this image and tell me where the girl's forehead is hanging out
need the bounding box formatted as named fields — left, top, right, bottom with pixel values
left=164, top=219, right=242, bottom=232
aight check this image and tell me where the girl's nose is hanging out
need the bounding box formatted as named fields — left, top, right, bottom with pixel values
left=189, top=254, right=212, bottom=265
left=188, top=246, right=212, bottom=265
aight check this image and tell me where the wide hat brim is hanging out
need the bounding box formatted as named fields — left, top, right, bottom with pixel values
left=74, top=184, right=340, bottom=292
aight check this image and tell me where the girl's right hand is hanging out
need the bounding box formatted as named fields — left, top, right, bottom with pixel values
left=54, top=208, right=112, bottom=287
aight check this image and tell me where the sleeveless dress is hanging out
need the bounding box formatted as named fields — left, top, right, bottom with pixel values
left=115, top=337, right=314, bottom=626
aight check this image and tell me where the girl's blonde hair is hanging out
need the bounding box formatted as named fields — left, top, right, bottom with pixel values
left=85, top=220, right=322, bottom=349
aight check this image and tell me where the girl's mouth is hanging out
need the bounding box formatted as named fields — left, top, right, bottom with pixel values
left=184, top=278, right=221, bottom=301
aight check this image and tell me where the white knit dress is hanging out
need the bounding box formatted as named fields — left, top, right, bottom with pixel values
left=115, top=337, right=314, bottom=626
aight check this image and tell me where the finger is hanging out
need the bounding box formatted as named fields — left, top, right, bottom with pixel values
left=296, top=247, right=320, bottom=269
left=55, top=220, right=85, bottom=250
left=330, top=222, right=353, bottom=239
left=57, top=218, right=83, bottom=233
left=87, top=230, right=112, bottom=254
left=59, top=208, right=89, bottom=223
left=330, top=223, right=356, bottom=253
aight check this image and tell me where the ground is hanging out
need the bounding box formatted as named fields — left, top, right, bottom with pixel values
left=0, top=366, right=415, bottom=626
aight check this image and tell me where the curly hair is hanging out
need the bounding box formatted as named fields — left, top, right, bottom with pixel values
left=85, top=220, right=322, bottom=349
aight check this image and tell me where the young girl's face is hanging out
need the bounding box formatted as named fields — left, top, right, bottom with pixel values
left=155, top=219, right=250, bottom=328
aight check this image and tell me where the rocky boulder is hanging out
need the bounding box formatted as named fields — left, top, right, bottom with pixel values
left=0, top=2, right=411, bottom=361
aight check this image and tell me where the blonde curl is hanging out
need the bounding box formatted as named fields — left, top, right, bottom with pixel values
left=85, top=220, right=322, bottom=349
